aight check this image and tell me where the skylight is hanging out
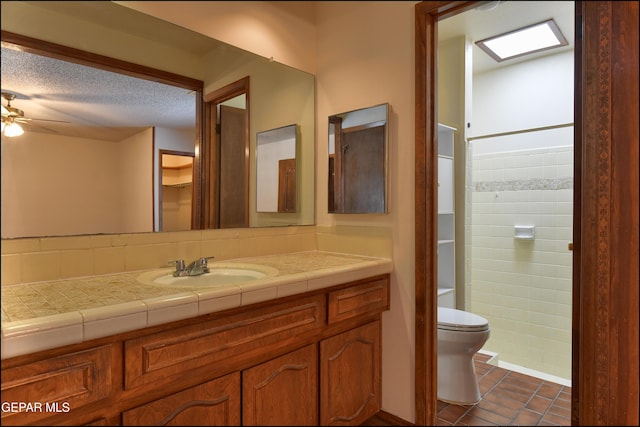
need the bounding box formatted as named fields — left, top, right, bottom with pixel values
left=475, top=19, right=568, bottom=62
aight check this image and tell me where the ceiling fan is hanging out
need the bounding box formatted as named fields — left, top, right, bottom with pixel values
left=1, top=92, right=69, bottom=137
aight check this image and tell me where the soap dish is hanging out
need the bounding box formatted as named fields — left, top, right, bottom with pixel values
left=514, top=225, right=535, bottom=240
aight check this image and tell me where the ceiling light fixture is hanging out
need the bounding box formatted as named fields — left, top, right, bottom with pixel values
left=1, top=92, right=25, bottom=138
left=475, top=19, right=568, bottom=62
left=2, top=117, right=24, bottom=137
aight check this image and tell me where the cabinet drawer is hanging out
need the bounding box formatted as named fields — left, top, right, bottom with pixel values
left=328, top=276, right=389, bottom=323
left=1, top=345, right=114, bottom=425
left=124, top=294, right=325, bottom=390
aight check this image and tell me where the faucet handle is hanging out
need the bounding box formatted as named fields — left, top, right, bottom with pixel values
left=198, top=256, right=215, bottom=266
left=169, top=259, right=186, bottom=271
left=197, top=256, right=214, bottom=273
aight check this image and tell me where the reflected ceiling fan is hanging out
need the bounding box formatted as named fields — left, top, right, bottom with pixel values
left=1, top=92, right=70, bottom=137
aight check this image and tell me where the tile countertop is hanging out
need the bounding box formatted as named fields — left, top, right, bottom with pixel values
left=1, top=251, right=392, bottom=360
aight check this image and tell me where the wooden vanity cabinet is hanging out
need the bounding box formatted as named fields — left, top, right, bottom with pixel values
left=0, top=274, right=389, bottom=426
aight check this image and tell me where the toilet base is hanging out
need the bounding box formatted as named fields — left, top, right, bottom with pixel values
left=437, top=353, right=482, bottom=405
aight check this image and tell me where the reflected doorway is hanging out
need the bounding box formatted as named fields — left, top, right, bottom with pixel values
left=201, top=77, right=250, bottom=229
left=159, top=151, right=194, bottom=232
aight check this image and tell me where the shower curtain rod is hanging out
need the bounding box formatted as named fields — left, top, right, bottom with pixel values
left=467, top=122, right=574, bottom=142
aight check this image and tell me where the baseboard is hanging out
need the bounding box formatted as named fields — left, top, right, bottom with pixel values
left=373, top=410, right=415, bottom=426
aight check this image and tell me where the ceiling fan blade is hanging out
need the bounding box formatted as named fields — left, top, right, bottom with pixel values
left=19, top=120, right=60, bottom=134
left=16, top=117, right=71, bottom=124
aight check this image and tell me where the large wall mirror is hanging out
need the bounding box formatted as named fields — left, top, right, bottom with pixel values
left=0, top=1, right=315, bottom=239
left=328, top=103, right=389, bottom=214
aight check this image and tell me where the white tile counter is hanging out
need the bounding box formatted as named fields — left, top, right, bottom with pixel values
left=1, top=251, right=392, bottom=359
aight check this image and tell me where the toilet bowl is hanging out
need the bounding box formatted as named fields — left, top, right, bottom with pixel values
left=437, top=307, right=490, bottom=405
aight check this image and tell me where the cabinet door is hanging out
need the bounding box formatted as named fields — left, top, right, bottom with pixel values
left=122, top=372, right=240, bottom=426
left=242, top=344, right=318, bottom=426
left=320, top=320, right=381, bottom=426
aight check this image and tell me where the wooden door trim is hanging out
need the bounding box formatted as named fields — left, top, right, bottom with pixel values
left=414, top=3, right=478, bottom=423
left=576, top=2, right=639, bottom=424
left=202, top=77, right=250, bottom=228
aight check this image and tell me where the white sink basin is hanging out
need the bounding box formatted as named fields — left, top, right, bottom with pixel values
left=137, top=263, right=279, bottom=288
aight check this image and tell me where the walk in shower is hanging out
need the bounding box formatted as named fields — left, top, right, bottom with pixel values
left=466, top=124, right=573, bottom=383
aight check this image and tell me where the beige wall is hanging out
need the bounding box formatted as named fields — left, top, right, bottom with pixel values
left=116, top=1, right=318, bottom=74
left=1, top=1, right=417, bottom=422
left=314, top=2, right=418, bottom=421
left=1, top=1, right=203, bottom=80
left=1, top=129, right=152, bottom=238
left=1, top=227, right=317, bottom=285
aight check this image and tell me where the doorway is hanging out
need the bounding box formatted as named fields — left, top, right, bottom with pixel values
left=437, top=0, right=575, bottom=384
left=159, top=151, right=194, bottom=232
left=415, top=2, right=639, bottom=425
left=201, top=77, right=250, bottom=229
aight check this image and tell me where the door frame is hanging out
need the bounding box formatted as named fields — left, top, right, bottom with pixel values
left=414, top=1, right=639, bottom=425
left=201, top=77, right=250, bottom=229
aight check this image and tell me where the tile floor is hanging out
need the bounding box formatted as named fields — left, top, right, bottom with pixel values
left=436, top=353, right=572, bottom=426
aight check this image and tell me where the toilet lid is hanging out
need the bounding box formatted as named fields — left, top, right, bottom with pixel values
left=437, top=307, right=489, bottom=332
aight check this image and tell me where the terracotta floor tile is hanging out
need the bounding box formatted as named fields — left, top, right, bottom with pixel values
left=536, top=382, right=563, bottom=399
left=540, top=410, right=571, bottom=425
left=434, top=357, right=571, bottom=426
left=476, top=398, right=522, bottom=419
left=466, top=406, right=512, bottom=425
left=512, top=408, right=544, bottom=426
left=525, top=395, right=553, bottom=413
left=437, top=403, right=469, bottom=423
left=459, top=413, right=499, bottom=425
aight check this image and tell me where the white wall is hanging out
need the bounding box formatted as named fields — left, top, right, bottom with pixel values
left=469, top=50, right=574, bottom=381
left=471, top=51, right=574, bottom=137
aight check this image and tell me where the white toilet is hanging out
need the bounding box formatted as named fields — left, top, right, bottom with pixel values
left=437, top=307, right=490, bottom=405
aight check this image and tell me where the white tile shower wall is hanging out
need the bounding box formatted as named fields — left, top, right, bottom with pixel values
left=469, top=145, right=573, bottom=381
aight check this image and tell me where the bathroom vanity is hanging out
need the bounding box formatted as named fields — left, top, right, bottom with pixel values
left=1, top=251, right=391, bottom=426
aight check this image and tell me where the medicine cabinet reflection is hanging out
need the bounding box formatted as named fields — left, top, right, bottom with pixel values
left=328, top=103, right=389, bottom=214
left=256, top=124, right=298, bottom=213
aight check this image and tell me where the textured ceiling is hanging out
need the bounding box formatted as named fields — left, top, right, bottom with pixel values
left=1, top=46, right=196, bottom=141
left=0, top=0, right=215, bottom=141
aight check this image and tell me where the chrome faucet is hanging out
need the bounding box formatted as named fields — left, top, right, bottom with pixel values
left=169, top=256, right=214, bottom=277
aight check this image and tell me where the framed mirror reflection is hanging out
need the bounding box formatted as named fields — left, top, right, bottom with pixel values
left=0, top=1, right=315, bottom=239
left=256, top=124, right=298, bottom=214
left=328, top=103, right=389, bottom=214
